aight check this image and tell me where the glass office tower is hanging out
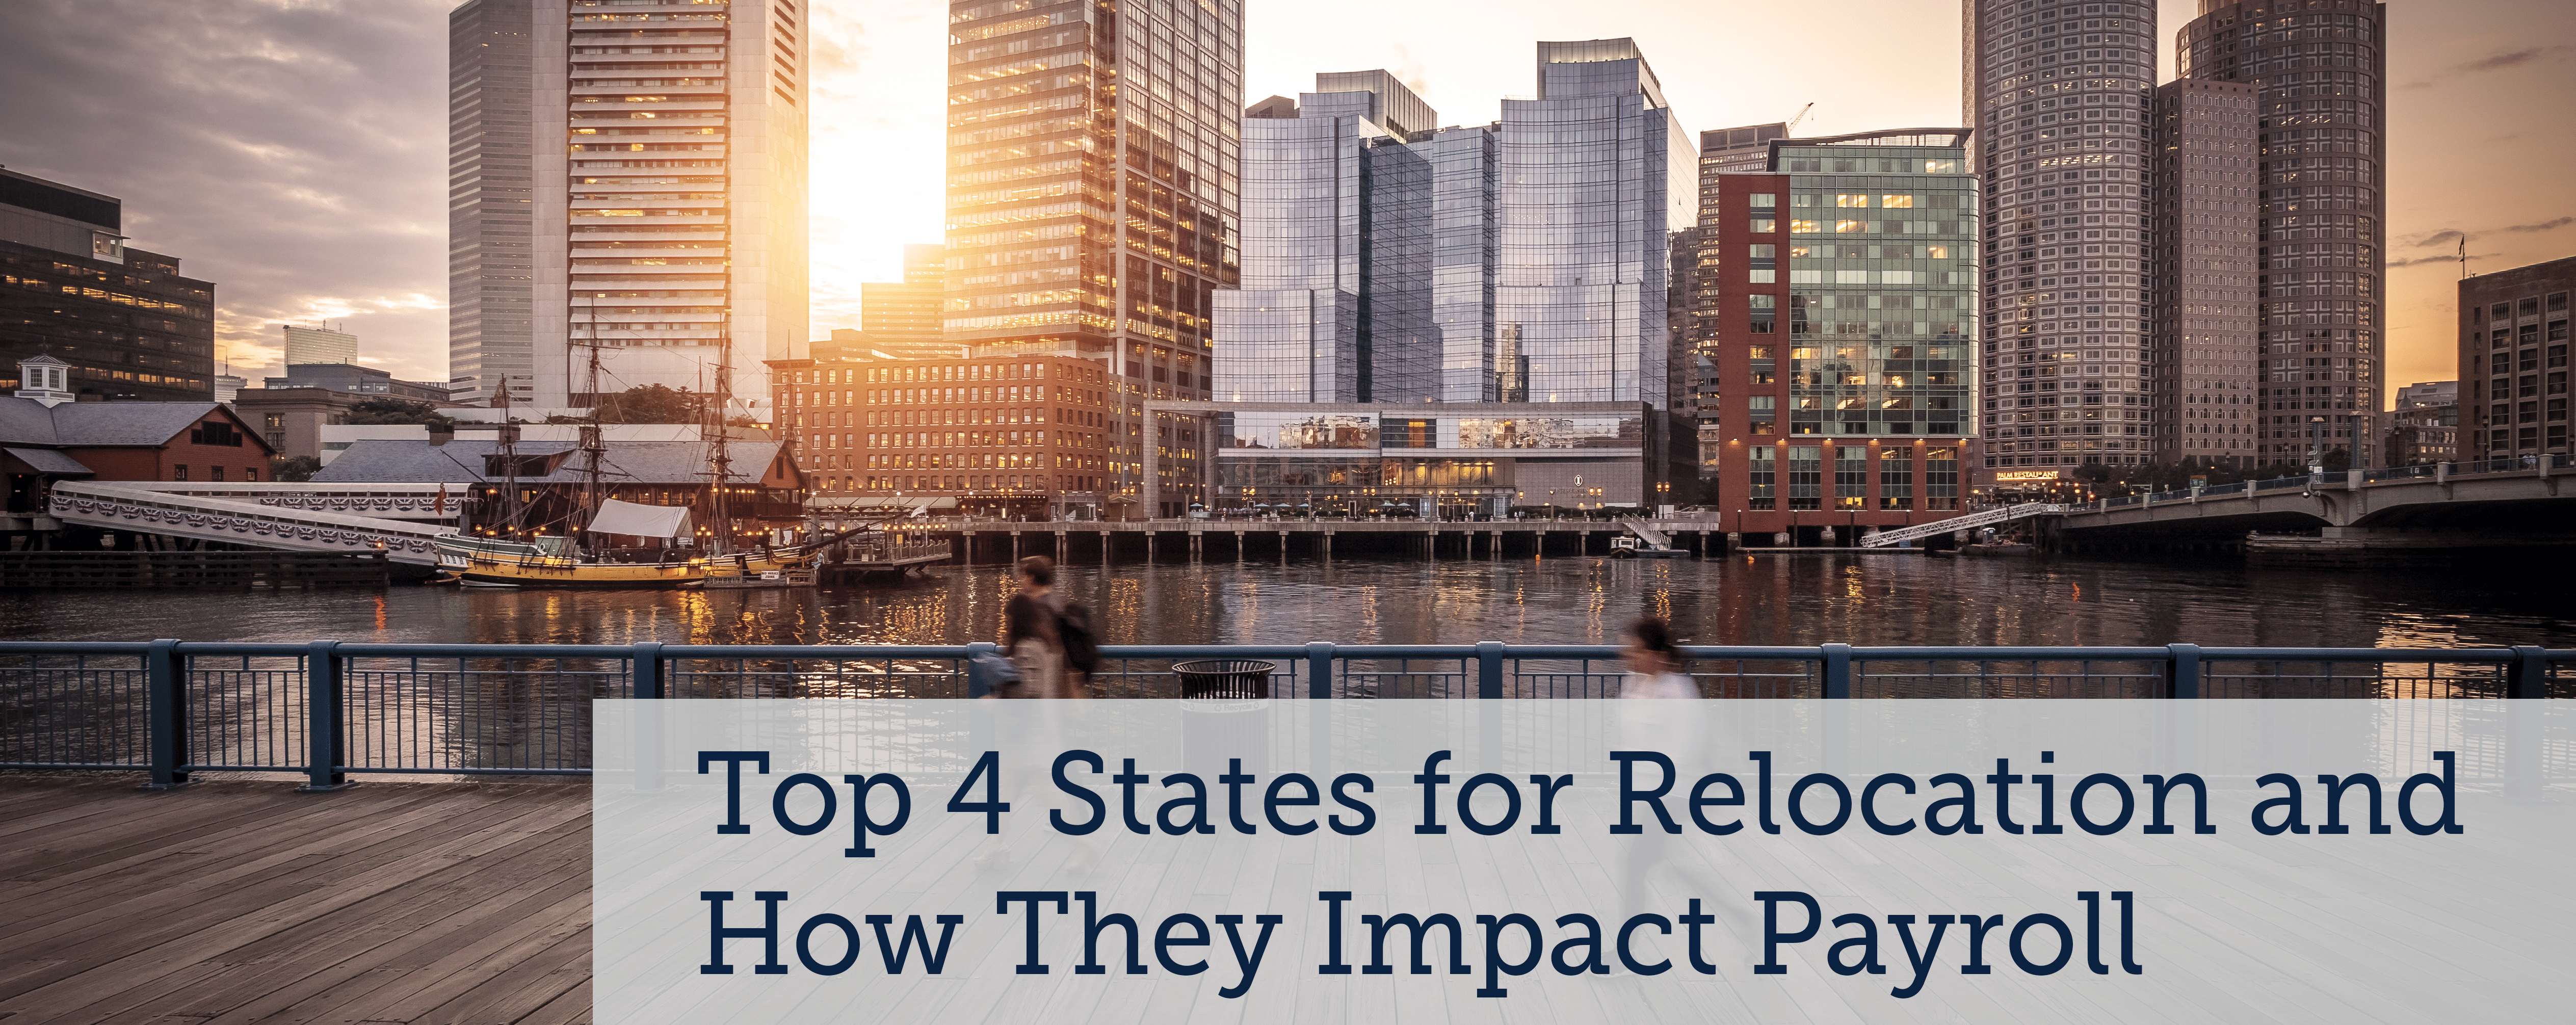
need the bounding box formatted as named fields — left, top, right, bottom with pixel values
left=1498, top=40, right=1695, bottom=407
left=946, top=0, right=1243, bottom=512
left=1214, top=41, right=1687, bottom=410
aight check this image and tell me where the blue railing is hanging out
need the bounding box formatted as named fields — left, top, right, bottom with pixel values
left=4, top=641, right=2570, bottom=786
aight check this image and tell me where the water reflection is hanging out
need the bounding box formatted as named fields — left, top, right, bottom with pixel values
left=1, top=553, right=2567, bottom=650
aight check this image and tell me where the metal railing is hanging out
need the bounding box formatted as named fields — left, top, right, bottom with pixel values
left=4, top=640, right=2569, bottom=785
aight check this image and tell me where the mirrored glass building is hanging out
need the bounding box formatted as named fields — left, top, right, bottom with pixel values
left=1181, top=41, right=1695, bottom=515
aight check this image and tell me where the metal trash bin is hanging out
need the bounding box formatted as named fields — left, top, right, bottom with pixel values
left=1171, top=659, right=1274, bottom=699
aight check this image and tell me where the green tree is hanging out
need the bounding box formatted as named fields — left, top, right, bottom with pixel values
left=343, top=398, right=453, bottom=427
left=589, top=384, right=702, bottom=424
left=271, top=455, right=323, bottom=482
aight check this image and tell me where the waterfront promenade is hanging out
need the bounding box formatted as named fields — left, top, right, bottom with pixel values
left=0, top=775, right=589, bottom=1024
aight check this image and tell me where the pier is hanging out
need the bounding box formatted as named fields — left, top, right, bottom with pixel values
left=0, top=775, right=589, bottom=1024
left=938, top=518, right=1747, bottom=564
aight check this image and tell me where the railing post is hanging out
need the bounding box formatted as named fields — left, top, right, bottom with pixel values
left=139, top=638, right=190, bottom=790
left=298, top=639, right=351, bottom=791
left=1476, top=641, right=1505, bottom=699
left=632, top=641, right=666, bottom=699
left=1306, top=641, right=1335, bottom=699
left=1821, top=643, right=1852, bottom=699
left=2508, top=645, right=2547, bottom=699
left=2165, top=643, right=2202, bottom=699
left=964, top=641, right=1001, bottom=698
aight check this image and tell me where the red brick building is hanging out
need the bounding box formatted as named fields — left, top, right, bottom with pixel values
left=5, top=355, right=275, bottom=519
left=770, top=352, right=1119, bottom=518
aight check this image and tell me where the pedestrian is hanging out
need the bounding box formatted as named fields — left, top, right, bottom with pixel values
left=1618, top=616, right=1698, bottom=699
left=1002, top=555, right=1066, bottom=698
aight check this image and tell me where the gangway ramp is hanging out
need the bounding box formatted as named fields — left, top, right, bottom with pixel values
left=1859, top=503, right=2066, bottom=548
left=48, top=481, right=460, bottom=566
left=1618, top=518, right=1675, bottom=550
left=103, top=482, right=464, bottom=522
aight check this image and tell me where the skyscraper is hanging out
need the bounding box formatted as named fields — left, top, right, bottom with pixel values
left=448, top=0, right=809, bottom=409
left=1964, top=0, right=2158, bottom=473
left=945, top=0, right=1243, bottom=509
left=817, top=244, right=951, bottom=361
left=1501, top=40, right=1694, bottom=408
left=1212, top=42, right=1689, bottom=410
left=2147, top=77, right=2262, bottom=466
left=2175, top=1, right=2388, bottom=466
left=278, top=325, right=359, bottom=367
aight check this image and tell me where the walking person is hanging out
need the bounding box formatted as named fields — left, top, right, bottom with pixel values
left=978, top=556, right=1100, bottom=872
left=1615, top=616, right=1716, bottom=926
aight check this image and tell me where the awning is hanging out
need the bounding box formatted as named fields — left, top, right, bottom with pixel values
left=586, top=498, right=693, bottom=539
left=3, top=447, right=94, bottom=476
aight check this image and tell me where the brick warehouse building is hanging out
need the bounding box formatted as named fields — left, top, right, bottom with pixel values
left=769, top=352, right=1122, bottom=519
left=1694, top=130, right=1981, bottom=545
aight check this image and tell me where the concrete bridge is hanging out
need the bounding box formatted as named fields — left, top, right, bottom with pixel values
left=2044, top=456, right=2576, bottom=557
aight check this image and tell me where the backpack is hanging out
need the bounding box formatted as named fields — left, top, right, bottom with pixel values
left=1055, top=599, right=1099, bottom=674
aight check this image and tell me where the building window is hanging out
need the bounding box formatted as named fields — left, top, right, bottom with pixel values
left=1834, top=446, right=1867, bottom=509
left=1926, top=447, right=1959, bottom=511
left=1788, top=445, right=1822, bottom=510
left=210, top=466, right=225, bottom=482
left=1747, top=446, right=1775, bottom=510
left=172, top=465, right=187, bottom=481
left=1879, top=449, right=1913, bottom=510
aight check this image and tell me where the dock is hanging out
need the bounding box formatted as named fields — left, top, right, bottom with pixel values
left=0, top=776, right=591, bottom=1024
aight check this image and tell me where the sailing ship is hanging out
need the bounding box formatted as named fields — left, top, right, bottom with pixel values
left=432, top=317, right=889, bottom=588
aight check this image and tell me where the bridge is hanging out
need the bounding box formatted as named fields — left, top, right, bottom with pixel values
left=2048, top=456, right=2575, bottom=556
left=46, top=481, right=461, bottom=566
left=1861, top=502, right=2067, bottom=547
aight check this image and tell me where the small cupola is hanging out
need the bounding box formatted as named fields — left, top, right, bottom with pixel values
left=15, top=354, right=74, bottom=408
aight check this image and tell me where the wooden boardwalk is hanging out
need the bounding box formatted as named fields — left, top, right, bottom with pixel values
left=0, top=775, right=590, bottom=1024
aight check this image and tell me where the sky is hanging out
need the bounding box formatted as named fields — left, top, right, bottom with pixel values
left=2, top=0, right=2570, bottom=403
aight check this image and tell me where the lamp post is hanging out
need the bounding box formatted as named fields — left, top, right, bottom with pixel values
left=2307, top=416, right=2327, bottom=477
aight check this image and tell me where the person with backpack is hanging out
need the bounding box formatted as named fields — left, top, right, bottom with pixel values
left=1003, top=555, right=1095, bottom=698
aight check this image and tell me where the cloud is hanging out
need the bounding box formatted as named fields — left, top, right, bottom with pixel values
left=0, top=0, right=453, bottom=383
left=2400, top=228, right=2467, bottom=249
left=2502, top=216, right=2574, bottom=234
left=2385, top=253, right=2494, bottom=269
left=2405, top=45, right=2571, bottom=88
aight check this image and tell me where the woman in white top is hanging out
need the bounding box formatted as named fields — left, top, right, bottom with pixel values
left=1618, top=617, right=1699, bottom=699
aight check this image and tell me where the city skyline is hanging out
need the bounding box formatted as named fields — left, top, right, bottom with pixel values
left=0, top=0, right=2569, bottom=401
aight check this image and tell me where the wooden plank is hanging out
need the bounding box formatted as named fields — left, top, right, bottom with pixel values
left=0, top=778, right=594, bottom=1025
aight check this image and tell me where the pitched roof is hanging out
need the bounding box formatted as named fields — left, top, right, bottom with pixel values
left=0, top=396, right=259, bottom=449
left=311, top=438, right=790, bottom=486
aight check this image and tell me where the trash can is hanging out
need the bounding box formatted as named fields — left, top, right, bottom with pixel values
left=1171, top=659, right=1274, bottom=699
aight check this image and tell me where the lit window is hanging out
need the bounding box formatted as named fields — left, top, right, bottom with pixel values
left=1835, top=220, right=1868, bottom=233
left=1836, top=195, right=1871, bottom=207
left=1751, top=218, right=1777, bottom=232
left=1790, top=220, right=1822, bottom=233
left=1882, top=195, right=1915, bottom=208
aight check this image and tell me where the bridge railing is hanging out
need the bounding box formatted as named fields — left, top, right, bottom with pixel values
left=4, top=641, right=2570, bottom=784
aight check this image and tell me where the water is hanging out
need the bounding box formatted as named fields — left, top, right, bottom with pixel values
left=4, top=552, right=2568, bottom=650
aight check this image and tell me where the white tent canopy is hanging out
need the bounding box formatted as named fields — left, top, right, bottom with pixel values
left=587, top=499, right=693, bottom=539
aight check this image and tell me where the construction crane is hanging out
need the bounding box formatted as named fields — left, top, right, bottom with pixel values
left=1786, top=102, right=1815, bottom=134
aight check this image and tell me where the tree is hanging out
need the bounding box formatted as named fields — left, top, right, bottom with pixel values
left=343, top=398, right=453, bottom=428
left=588, top=384, right=702, bottom=425
left=271, top=455, right=322, bottom=482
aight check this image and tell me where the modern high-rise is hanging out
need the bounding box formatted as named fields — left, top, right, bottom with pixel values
left=1694, top=131, right=1982, bottom=544
left=945, top=0, right=1243, bottom=511
left=2457, top=257, right=2572, bottom=460
left=1964, top=0, right=2158, bottom=473
left=1172, top=43, right=1697, bottom=516
left=2146, top=77, right=2261, bottom=466
left=817, top=244, right=951, bottom=361
left=2175, top=1, right=2388, bottom=466
left=1, top=168, right=215, bottom=402
left=278, top=325, right=359, bottom=367
left=1213, top=42, right=1690, bottom=409
left=448, top=0, right=810, bottom=409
